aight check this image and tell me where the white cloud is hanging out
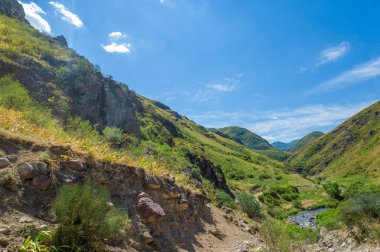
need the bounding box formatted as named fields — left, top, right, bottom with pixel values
left=317, top=42, right=349, bottom=66
left=102, top=42, right=131, bottom=53
left=189, top=101, right=373, bottom=142
left=310, top=57, right=380, bottom=94
left=19, top=1, right=51, bottom=33
left=108, top=32, right=127, bottom=39
left=49, top=1, right=83, bottom=28
left=208, top=83, right=236, bottom=92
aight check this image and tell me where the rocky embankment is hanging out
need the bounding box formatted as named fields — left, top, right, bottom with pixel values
left=0, top=133, right=214, bottom=251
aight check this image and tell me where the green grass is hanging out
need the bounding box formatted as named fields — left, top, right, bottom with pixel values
left=316, top=208, right=343, bottom=230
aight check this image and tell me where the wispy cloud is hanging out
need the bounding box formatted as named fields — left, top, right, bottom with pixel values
left=49, top=1, right=83, bottom=28
left=102, top=32, right=131, bottom=54
left=193, top=77, right=239, bottom=101
left=102, top=42, right=131, bottom=53
left=108, top=32, right=127, bottom=39
left=317, top=42, right=350, bottom=66
left=310, top=57, right=380, bottom=94
left=19, top=1, right=51, bottom=33
left=189, top=101, right=373, bottom=142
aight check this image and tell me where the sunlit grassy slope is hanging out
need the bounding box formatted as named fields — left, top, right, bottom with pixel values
left=0, top=15, right=316, bottom=200
left=289, top=101, right=380, bottom=185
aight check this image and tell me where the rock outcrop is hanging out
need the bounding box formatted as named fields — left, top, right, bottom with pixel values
left=0, top=0, right=27, bottom=23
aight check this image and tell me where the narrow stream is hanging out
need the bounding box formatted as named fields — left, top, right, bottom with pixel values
left=285, top=208, right=328, bottom=228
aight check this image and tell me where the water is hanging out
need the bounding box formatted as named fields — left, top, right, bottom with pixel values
left=285, top=208, right=328, bottom=228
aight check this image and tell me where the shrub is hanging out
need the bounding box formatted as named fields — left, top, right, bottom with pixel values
left=52, top=180, right=129, bottom=250
left=316, top=208, right=343, bottom=230
left=323, top=180, right=342, bottom=200
left=259, top=174, right=271, bottom=180
left=339, top=192, right=380, bottom=225
left=0, top=75, right=31, bottom=110
left=66, top=117, right=99, bottom=140
left=20, top=231, right=67, bottom=252
left=102, top=126, right=124, bottom=146
left=216, top=191, right=235, bottom=209
left=238, top=193, right=262, bottom=219
left=260, top=219, right=292, bottom=252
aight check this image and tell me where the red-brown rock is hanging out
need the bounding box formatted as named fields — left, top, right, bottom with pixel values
left=137, top=196, right=166, bottom=222
left=62, top=160, right=84, bottom=171
left=32, top=175, right=50, bottom=190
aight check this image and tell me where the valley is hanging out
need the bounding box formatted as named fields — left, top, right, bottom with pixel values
left=0, top=0, right=379, bottom=251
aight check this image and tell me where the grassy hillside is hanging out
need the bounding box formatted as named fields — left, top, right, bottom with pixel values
left=288, top=131, right=324, bottom=153
left=211, top=126, right=291, bottom=161
left=0, top=15, right=317, bottom=206
left=289, top=101, right=380, bottom=185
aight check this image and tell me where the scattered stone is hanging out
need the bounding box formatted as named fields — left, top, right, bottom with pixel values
left=137, top=195, right=166, bottom=222
left=19, top=216, right=32, bottom=223
left=32, top=175, right=50, bottom=190
left=31, top=161, right=50, bottom=175
left=169, top=174, right=175, bottom=184
left=209, top=227, right=225, bottom=239
left=17, top=162, right=36, bottom=180
left=62, top=160, right=84, bottom=171
left=0, top=235, right=8, bottom=246
left=0, top=158, right=10, bottom=169
left=141, top=230, right=154, bottom=244
left=163, top=191, right=178, bottom=200
left=177, top=198, right=188, bottom=212
left=146, top=174, right=161, bottom=190
left=107, top=202, right=115, bottom=208
left=0, top=228, right=9, bottom=235
left=248, top=222, right=260, bottom=234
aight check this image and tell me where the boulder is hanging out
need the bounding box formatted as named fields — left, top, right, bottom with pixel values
left=17, top=162, right=36, bottom=180
left=0, top=158, right=10, bottom=169
left=62, top=160, right=84, bottom=171
left=32, top=175, right=50, bottom=190
left=31, top=161, right=50, bottom=175
left=137, top=196, right=166, bottom=222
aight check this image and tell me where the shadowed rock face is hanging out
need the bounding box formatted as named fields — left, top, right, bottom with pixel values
left=0, top=0, right=27, bottom=23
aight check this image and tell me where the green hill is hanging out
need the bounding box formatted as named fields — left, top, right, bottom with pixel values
left=210, top=126, right=273, bottom=150
left=288, top=131, right=324, bottom=152
left=289, top=101, right=380, bottom=184
left=0, top=12, right=315, bottom=201
left=211, top=126, right=291, bottom=161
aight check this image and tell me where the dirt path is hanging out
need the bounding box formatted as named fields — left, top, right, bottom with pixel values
left=178, top=206, right=263, bottom=252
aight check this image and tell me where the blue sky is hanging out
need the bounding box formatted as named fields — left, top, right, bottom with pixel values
left=19, top=0, right=380, bottom=142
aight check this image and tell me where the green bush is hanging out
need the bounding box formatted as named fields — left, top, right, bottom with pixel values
left=102, top=126, right=124, bottom=146
left=20, top=231, right=67, bottom=252
left=339, top=192, right=380, bottom=225
left=52, top=180, right=129, bottom=250
left=259, top=174, right=271, bottom=180
left=316, top=208, right=343, bottom=230
left=66, top=117, right=99, bottom=140
left=238, top=193, right=262, bottom=219
left=216, top=191, right=235, bottom=209
left=260, top=219, right=292, bottom=252
left=0, top=75, right=31, bottom=110
left=323, top=180, right=342, bottom=200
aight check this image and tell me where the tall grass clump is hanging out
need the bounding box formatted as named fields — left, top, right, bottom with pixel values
left=102, top=126, right=124, bottom=147
left=52, top=180, right=129, bottom=250
left=238, top=193, right=262, bottom=219
left=260, top=219, right=292, bottom=252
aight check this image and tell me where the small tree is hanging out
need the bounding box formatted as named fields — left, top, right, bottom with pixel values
left=216, top=191, right=235, bottom=209
left=52, top=180, right=128, bottom=250
left=323, top=180, right=342, bottom=200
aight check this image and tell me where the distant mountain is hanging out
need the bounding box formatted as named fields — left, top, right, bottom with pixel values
left=210, top=126, right=291, bottom=161
left=210, top=126, right=273, bottom=150
left=289, top=101, right=380, bottom=184
left=272, top=140, right=299, bottom=151
left=288, top=131, right=324, bottom=152
left=272, top=131, right=324, bottom=152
